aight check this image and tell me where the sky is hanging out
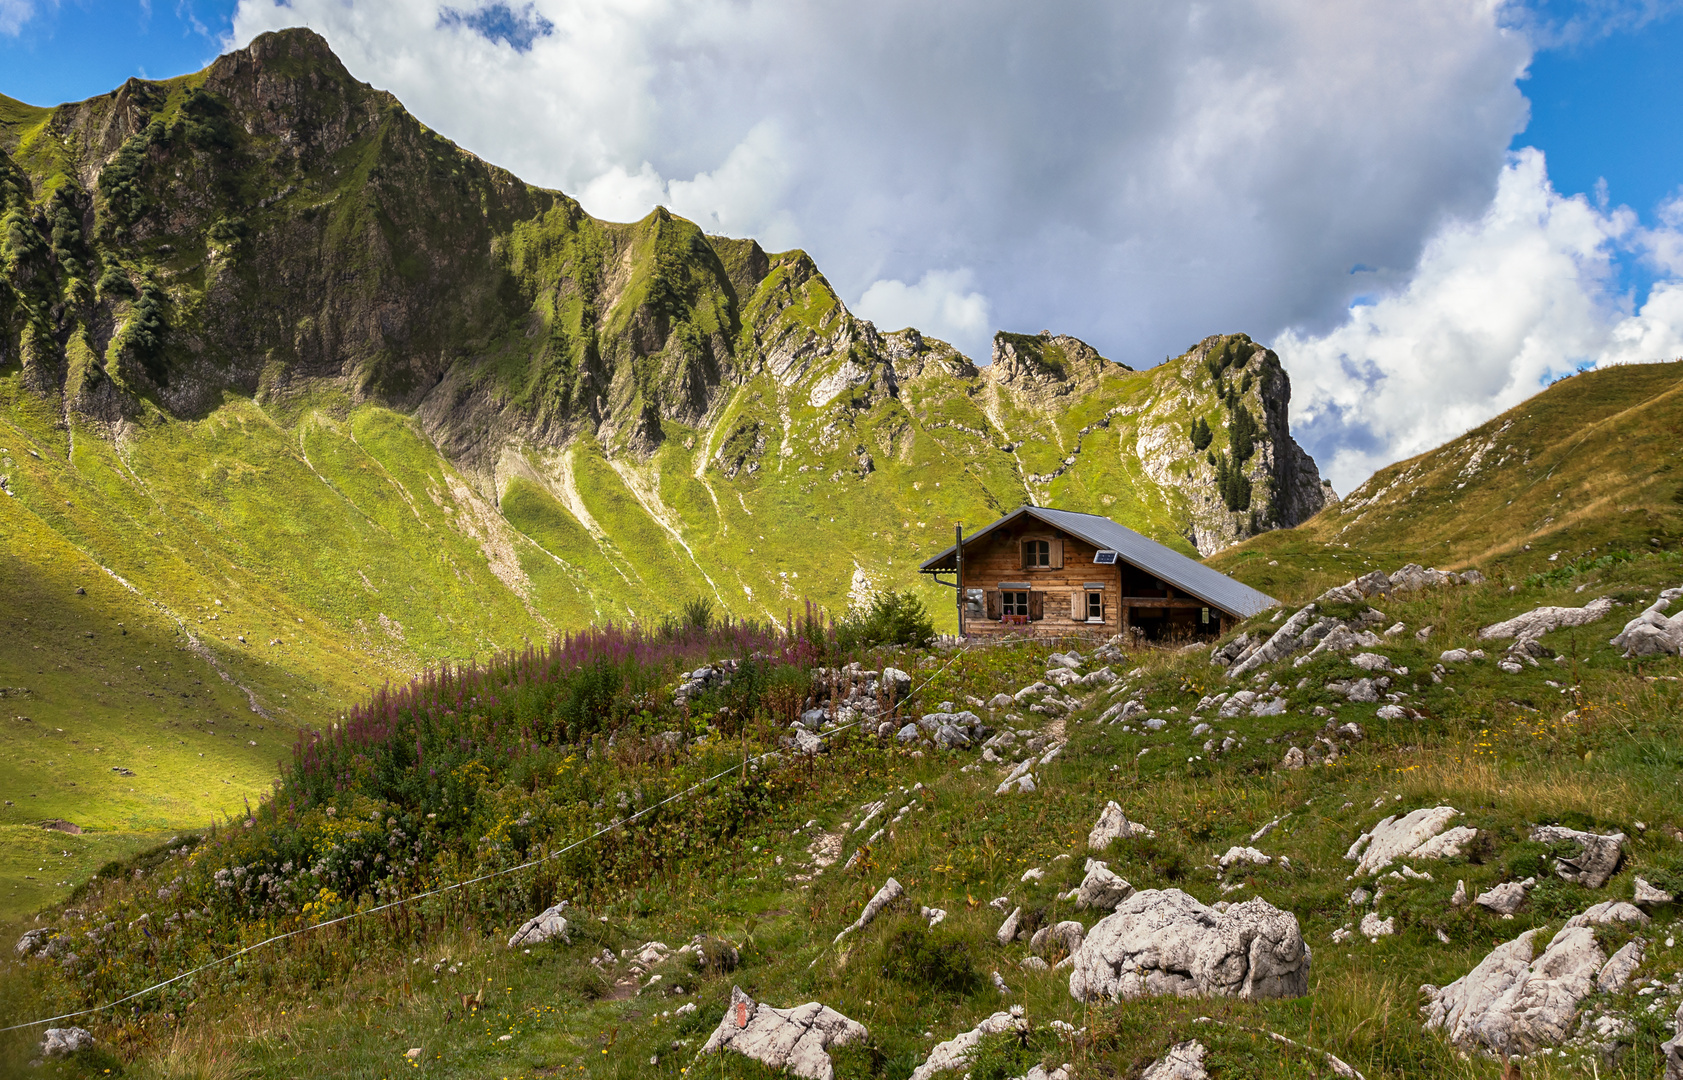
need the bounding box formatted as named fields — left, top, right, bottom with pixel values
left=3, top=1, right=1683, bottom=495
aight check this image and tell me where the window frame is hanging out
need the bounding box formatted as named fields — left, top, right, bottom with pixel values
left=1086, top=591, right=1104, bottom=621
left=1001, top=590, right=1030, bottom=617
left=1024, top=539, right=1050, bottom=568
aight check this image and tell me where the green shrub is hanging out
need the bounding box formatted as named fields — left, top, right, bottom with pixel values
left=877, top=920, right=981, bottom=997
left=835, top=590, right=935, bottom=650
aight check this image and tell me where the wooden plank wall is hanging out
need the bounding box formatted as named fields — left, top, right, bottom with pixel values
left=956, top=517, right=1225, bottom=639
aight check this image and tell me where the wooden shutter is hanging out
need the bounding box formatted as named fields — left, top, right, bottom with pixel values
left=1050, top=539, right=1063, bottom=569
left=1029, top=591, right=1044, bottom=621
left=986, top=591, right=1002, bottom=619
left=1019, top=540, right=1030, bottom=569
left=1070, top=591, right=1084, bottom=621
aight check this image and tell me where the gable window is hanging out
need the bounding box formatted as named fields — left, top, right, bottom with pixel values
left=1024, top=539, right=1050, bottom=567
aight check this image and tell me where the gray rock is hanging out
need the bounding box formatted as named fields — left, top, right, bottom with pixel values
left=1218, top=691, right=1257, bottom=718
left=1440, top=648, right=1471, bottom=663
left=834, top=878, right=903, bottom=944
left=792, top=729, right=825, bottom=755
left=881, top=667, right=912, bottom=694
left=41, top=1027, right=93, bottom=1059
left=1019, top=955, right=1050, bottom=972
left=908, top=1008, right=1027, bottom=1080
left=1218, top=846, right=1270, bottom=871
left=1596, top=938, right=1645, bottom=994
left=997, top=906, right=1023, bottom=945
left=507, top=902, right=570, bottom=947
left=1635, top=876, right=1676, bottom=905
left=934, top=724, right=971, bottom=750
left=1250, top=696, right=1287, bottom=716
left=15, top=927, right=51, bottom=957
left=1530, top=824, right=1626, bottom=889
left=1344, top=678, right=1379, bottom=703
left=1088, top=800, right=1153, bottom=850
left=1345, top=806, right=1463, bottom=876
left=896, top=723, right=921, bottom=744
left=1663, top=1001, right=1683, bottom=1080
left=1028, top=920, right=1085, bottom=958
left=1479, top=597, right=1613, bottom=641
left=700, top=985, right=867, bottom=1080
left=1210, top=633, right=1254, bottom=668
left=1423, top=901, right=1648, bottom=1054
left=1610, top=598, right=1683, bottom=657
left=1076, top=859, right=1134, bottom=911
left=1142, top=1040, right=1208, bottom=1080
left=1474, top=881, right=1531, bottom=915
left=1281, top=746, right=1305, bottom=770
left=798, top=708, right=827, bottom=731
left=989, top=693, right=1015, bottom=709
left=1229, top=606, right=1319, bottom=678
left=1067, top=889, right=1309, bottom=1002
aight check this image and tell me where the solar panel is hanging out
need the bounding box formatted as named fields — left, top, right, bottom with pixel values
left=1093, top=550, right=1118, bottom=564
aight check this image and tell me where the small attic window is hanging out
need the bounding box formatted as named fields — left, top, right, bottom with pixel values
left=1093, top=550, right=1118, bottom=564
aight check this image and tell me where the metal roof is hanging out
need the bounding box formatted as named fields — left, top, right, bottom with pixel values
left=918, top=505, right=1278, bottom=619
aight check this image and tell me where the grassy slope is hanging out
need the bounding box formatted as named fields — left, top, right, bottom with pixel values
left=1211, top=362, right=1683, bottom=599
left=4, top=548, right=1681, bottom=1079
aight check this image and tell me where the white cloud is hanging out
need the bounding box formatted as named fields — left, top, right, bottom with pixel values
left=856, top=269, right=992, bottom=354
left=0, top=0, right=37, bottom=35
left=1280, top=148, right=1683, bottom=493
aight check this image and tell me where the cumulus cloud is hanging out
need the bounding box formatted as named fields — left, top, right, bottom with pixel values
left=0, top=0, right=37, bottom=36
left=1281, top=148, right=1683, bottom=493
left=856, top=270, right=992, bottom=351
left=228, top=0, right=1530, bottom=366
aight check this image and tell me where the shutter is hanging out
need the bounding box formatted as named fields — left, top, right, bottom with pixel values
left=1029, top=591, right=1045, bottom=621
left=986, top=591, right=1002, bottom=620
left=1050, top=538, right=1064, bottom=569
left=1020, top=539, right=1030, bottom=570
left=1070, top=591, right=1084, bottom=621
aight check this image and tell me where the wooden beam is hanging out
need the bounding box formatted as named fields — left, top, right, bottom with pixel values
left=1120, top=597, right=1209, bottom=608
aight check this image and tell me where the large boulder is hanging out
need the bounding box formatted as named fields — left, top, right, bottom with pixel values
left=1609, top=589, right=1683, bottom=657
left=699, top=985, right=867, bottom=1080
left=1344, top=807, right=1465, bottom=876
left=1067, top=889, right=1309, bottom=1002
left=1478, top=597, right=1613, bottom=641
left=1422, top=902, right=1650, bottom=1054
left=1088, top=801, right=1153, bottom=850
left=1531, top=824, right=1626, bottom=889
left=507, top=902, right=570, bottom=947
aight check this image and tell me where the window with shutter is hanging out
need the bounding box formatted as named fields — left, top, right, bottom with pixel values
left=1069, top=592, right=1084, bottom=620
left=1087, top=591, right=1104, bottom=622
left=1028, top=591, right=1045, bottom=621
left=986, top=591, right=1002, bottom=619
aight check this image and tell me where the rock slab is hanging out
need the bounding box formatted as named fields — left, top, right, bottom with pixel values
left=700, top=985, right=867, bottom=1080
left=1068, top=889, right=1309, bottom=1002
left=1530, top=824, right=1625, bottom=889
left=507, top=902, right=570, bottom=947
left=1142, top=1040, right=1209, bottom=1080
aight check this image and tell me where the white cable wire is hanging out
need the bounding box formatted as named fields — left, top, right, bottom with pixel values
left=3, top=642, right=974, bottom=1033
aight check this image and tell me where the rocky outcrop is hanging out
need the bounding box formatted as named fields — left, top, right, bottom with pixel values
left=1610, top=588, right=1683, bottom=657
left=699, top=985, right=867, bottom=1080
left=1068, top=889, right=1309, bottom=1002
left=1479, top=598, right=1614, bottom=642
left=1422, top=901, right=1649, bottom=1054
left=1088, top=801, right=1153, bottom=850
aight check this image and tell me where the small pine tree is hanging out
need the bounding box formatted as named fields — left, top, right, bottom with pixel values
left=1189, top=417, right=1213, bottom=451
left=1228, top=403, right=1258, bottom=464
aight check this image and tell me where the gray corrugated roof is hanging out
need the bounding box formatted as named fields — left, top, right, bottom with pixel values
left=918, top=505, right=1278, bottom=619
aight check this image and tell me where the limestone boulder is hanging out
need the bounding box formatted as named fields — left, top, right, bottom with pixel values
left=1088, top=800, right=1153, bottom=850
left=1067, top=889, right=1309, bottom=1002
left=507, top=902, right=571, bottom=947
left=1423, top=902, right=1649, bottom=1054
left=1142, top=1040, right=1208, bottom=1080
left=41, top=1028, right=93, bottom=1059
left=1531, top=824, right=1625, bottom=889
left=1344, top=806, right=1463, bottom=876
left=700, top=986, right=867, bottom=1080
left=833, top=878, right=903, bottom=944
left=1478, top=597, right=1613, bottom=641
left=1663, top=1001, right=1683, bottom=1080
left=908, top=1007, right=1027, bottom=1080
left=1076, top=859, right=1134, bottom=911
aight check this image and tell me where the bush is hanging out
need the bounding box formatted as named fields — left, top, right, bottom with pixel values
left=877, top=921, right=981, bottom=997
left=835, top=590, right=936, bottom=650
